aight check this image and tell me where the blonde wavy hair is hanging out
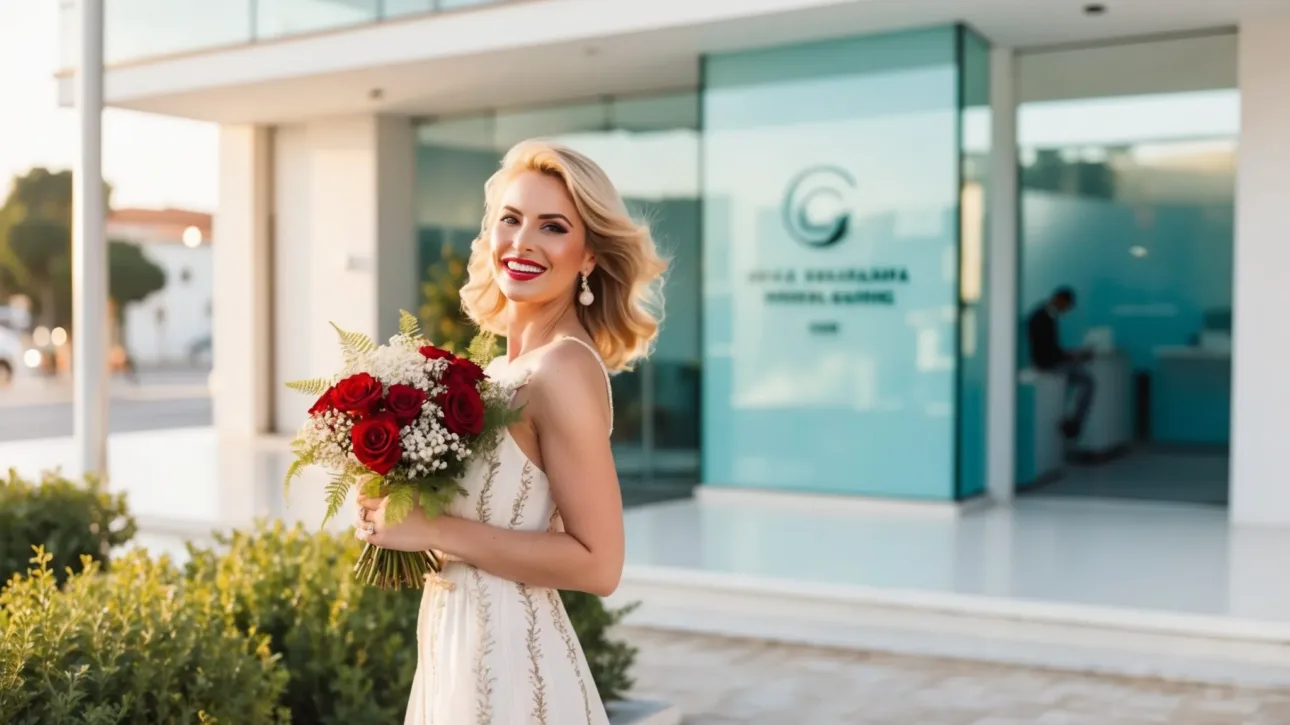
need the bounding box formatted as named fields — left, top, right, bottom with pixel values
left=460, top=139, right=668, bottom=372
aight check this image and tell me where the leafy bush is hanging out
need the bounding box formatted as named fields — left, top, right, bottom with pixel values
left=183, top=521, right=422, bottom=725
left=183, top=522, right=642, bottom=720
left=0, top=547, right=288, bottom=725
left=0, top=474, right=640, bottom=720
left=562, top=590, right=639, bottom=702
left=0, top=468, right=136, bottom=585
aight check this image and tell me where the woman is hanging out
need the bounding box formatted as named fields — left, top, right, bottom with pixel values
left=355, top=139, right=667, bottom=724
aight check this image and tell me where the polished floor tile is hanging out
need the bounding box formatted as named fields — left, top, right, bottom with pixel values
left=4, top=428, right=1289, bottom=625
left=624, top=494, right=1290, bottom=624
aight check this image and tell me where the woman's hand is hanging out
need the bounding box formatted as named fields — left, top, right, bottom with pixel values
left=354, top=489, right=444, bottom=552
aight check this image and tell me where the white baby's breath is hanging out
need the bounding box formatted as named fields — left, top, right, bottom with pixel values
left=292, top=328, right=486, bottom=481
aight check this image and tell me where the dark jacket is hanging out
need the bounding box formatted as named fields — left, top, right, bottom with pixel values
left=1027, top=305, right=1068, bottom=370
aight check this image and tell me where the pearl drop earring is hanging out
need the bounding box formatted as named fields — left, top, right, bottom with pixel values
left=579, top=272, right=595, bottom=306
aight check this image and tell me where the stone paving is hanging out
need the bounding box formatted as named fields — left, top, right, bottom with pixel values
left=623, top=628, right=1290, bottom=725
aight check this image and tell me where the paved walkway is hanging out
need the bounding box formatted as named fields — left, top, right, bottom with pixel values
left=624, top=629, right=1290, bottom=724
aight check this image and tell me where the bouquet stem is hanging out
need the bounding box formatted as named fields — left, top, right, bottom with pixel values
left=354, top=544, right=442, bottom=590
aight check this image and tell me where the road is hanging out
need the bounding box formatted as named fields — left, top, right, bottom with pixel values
left=0, top=396, right=211, bottom=442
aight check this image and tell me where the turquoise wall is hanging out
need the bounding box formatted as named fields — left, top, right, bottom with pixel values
left=701, top=26, right=987, bottom=500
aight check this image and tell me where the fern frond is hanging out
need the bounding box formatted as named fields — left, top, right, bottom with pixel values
left=321, top=473, right=354, bottom=526
left=398, top=309, right=422, bottom=339
left=282, top=445, right=315, bottom=499
left=383, top=484, right=417, bottom=526
left=467, top=331, right=501, bottom=367
left=330, top=322, right=378, bottom=361
left=413, top=477, right=464, bottom=519
left=285, top=377, right=332, bottom=396
left=358, top=474, right=384, bottom=500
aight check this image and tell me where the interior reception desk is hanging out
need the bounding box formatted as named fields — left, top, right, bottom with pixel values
left=1151, top=346, right=1232, bottom=446
left=1071, top=349, right=1134, bottom=458
left=1016, top=349, right=1133, bottom=488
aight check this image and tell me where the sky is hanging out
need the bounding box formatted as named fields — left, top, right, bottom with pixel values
left=0, top=2, right=218, bottom=212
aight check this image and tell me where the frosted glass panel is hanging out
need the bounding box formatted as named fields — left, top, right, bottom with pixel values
left=701, top=27, right=963, bottom=499
left=1018, top=88, right=1236, bottom=447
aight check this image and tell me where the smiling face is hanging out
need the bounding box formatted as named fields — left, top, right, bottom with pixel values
left=489, top=170, right=593, bottom=306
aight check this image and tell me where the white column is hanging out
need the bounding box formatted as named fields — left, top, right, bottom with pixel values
left=986, top=46, right=1018, bottom=504
left=1231, top=14, right=1290, bottom=526
left=72, top=0, right=108, bottom=476
left=271, top=115, right=417, bottom=433
left=212, top=125, right=274, bottom=439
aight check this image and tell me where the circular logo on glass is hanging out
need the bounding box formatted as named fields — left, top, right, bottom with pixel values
left=781, top=165, right=857, bottom=248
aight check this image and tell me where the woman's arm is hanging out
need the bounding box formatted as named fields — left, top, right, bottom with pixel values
left=361, top=342, right=624, bottom=596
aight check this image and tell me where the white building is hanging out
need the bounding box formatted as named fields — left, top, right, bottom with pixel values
left=107, top=208, right=214, bottom=366
left=55, top=0, right=1290, bottom=684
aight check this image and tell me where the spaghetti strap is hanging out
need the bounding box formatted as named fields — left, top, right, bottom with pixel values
left=558, top=337, right=614, bottom=437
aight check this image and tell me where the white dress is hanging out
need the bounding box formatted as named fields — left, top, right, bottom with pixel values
left=404, top=338, right=614, bottom=725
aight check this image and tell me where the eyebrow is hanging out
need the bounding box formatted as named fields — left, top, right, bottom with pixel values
left=502, top=205, right=572, bottom=226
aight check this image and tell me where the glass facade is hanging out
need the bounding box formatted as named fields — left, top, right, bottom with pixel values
left=257, top=0, right=379, bottom=40
left=958, top=27, right=992, bottom=499
left=69, top=0, right=508, bottom=67
left=1017, top=35, right=1237, bottom=451
left=701, top=26, right=988, bottom=500
left=414, top=93, right=702, bottom=504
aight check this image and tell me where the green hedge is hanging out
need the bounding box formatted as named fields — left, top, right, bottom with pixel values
left=0, top=472, right=639, bottom=721
left=0, top=468, right=136, bottom=584
left=184, top=522, right=420, bottom=724
left=0, top=548, right=288, bottom=725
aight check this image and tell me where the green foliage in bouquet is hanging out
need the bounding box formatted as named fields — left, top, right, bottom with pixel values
left=0, top=468, right=137, bottom=585
left=284, top=311, right=520, bottom=526
left=184, top=521, right=421, bottom=724
left=282, top=311, right=523, bottom=589
left=0, top=547, right=288, bottom=725
left=560, top=591, right=639, bottom=703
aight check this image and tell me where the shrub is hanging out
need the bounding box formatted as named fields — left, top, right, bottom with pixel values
left=183, top=521, right=422, bottom=725
left=561, top=590, right=639, bottom=703
left=184, top=522, right=641, bottom=719
left=0, top=468, right=136, bottom=585
left=0, top=547, right=288, bottom=725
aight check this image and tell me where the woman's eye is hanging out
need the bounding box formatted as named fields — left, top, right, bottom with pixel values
left=500, top=215, right=519, bottom=225
left=542, top=223, right=567, bottom=234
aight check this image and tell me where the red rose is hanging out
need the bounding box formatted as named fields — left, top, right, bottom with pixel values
left=333, top=373, right=383, bottom=418
left=308, top=387, right=336, bottom=415
left=444, top=357, right=485, bottom=388
left=438, top=380, right=485, bottom=437
left=419, top=345, right=454, bottom=362
left=351, top=412, right=403, bottom=475
left=385, top=384, right=427, bottom=425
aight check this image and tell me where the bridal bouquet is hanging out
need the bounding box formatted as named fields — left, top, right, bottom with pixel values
left=283, top=311, right=518, bottom=589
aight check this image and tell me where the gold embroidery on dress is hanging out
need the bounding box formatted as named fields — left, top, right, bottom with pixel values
left=472, top=567, right=496, bottom=724
left=476, top=450, right=501, bottom=525
left=509, top=461, right=534, bottom=529
left=546, top=588, right=594, bottom=724
left=518, top=582, right=549, bottom=724
left=428, top=584, right=449, bottom=712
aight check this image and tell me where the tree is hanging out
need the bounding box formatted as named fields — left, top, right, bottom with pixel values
left=0, top=168, right=120, bottom=331
left=7, top=219, right=69, bottom=327
left=418, top=241, right=504, bottom=358
left=419, top=243, right=475, bottom=353
left=107, top=240, right=166, bottom=325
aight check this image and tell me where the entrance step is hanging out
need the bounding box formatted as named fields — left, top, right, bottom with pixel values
left=609, top=565, right=1290, bottom=689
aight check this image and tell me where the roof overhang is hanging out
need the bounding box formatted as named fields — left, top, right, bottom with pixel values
left=55, top=0, right=1278, bottom=124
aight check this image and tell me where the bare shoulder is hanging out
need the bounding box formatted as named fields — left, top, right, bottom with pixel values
left=526, top=338, right=611, bottom=427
